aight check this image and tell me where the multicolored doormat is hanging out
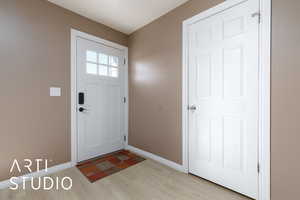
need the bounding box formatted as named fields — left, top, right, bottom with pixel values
left=77, top=150, right=145, bottom=183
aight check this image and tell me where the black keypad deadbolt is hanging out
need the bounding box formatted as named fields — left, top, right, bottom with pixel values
left=78, top=92, right=84, bottom=105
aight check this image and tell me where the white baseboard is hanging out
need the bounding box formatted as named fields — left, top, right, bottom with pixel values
left=0, top=162, right=74, bottom=190
left=126, top=145, right=187, bottom=173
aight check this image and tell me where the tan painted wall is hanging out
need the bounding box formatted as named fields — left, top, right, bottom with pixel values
left=0, top=0, right=128, bottom=181
left=271, top=1, right=300, bottom=199
left=128, top=0, right=223, bottom=164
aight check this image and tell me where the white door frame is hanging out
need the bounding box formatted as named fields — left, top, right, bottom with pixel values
left=70, top=29, right=129, bottom=164
left=182, top=0, right=271, bottom=200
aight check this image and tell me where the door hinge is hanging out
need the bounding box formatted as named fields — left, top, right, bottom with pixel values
left=252, top=12, right=261, bottom=23
left=123, top=97, right=127, bottom=103
left=257, top=163, right=260, bottom=173
left=124, top=135, right=127, bottom=142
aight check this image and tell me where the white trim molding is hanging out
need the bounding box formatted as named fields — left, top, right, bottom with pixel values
left=0, top=162, right=74, bottom=190
left=258, top=0, right=271, bottom=199
left=126, top=145, right=185, bottom=172
left=182, top=0, right=271, bottom=200
left=71, top=29, right=129, bottom=164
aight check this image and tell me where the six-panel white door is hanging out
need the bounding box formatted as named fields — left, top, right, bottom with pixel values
left=188, top=0, right=259, bottom=198
left=77, top=38, right=125, bottom=162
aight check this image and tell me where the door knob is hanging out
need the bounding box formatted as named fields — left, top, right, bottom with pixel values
left=78, top=107, right=86, bottom=112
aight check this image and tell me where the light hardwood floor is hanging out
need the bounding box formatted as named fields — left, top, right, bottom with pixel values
left=0, top=159, right=251, bottom=200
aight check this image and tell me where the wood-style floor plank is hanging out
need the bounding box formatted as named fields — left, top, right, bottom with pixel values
left=0, top=159, right=251, bottom=200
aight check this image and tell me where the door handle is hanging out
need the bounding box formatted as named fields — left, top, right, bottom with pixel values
left=78, top=107, right=87, bottom=112
left=188, top=105, right=197, bottom=111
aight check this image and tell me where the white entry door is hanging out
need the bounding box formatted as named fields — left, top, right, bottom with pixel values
left=188, top=0, right=259, bottom=198
left=76, top=37, right=126, bottom=162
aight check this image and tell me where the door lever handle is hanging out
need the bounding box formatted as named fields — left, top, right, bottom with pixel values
left=78, top=107, right=87, bottom=112
left=188, top=105, right=197, bottom=111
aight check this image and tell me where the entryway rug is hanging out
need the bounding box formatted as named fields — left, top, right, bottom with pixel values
left=76, top=150, right=145, bottom=183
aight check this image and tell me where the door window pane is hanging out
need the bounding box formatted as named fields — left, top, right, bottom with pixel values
left=86, top=63, right=97, bottom=75
left=86, top=51, right=97, bottom=62
left=109, top=67, right=119, bottom=78
left=99, top=53, right=108, bottom=65
left=109, top=56, right=119, bottom=67
left=99, top=65, right=108, bottom=76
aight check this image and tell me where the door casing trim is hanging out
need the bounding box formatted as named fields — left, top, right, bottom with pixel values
left=70, top=29, right=129, bottom=165
left=182, top=0, right=271, bottom=199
